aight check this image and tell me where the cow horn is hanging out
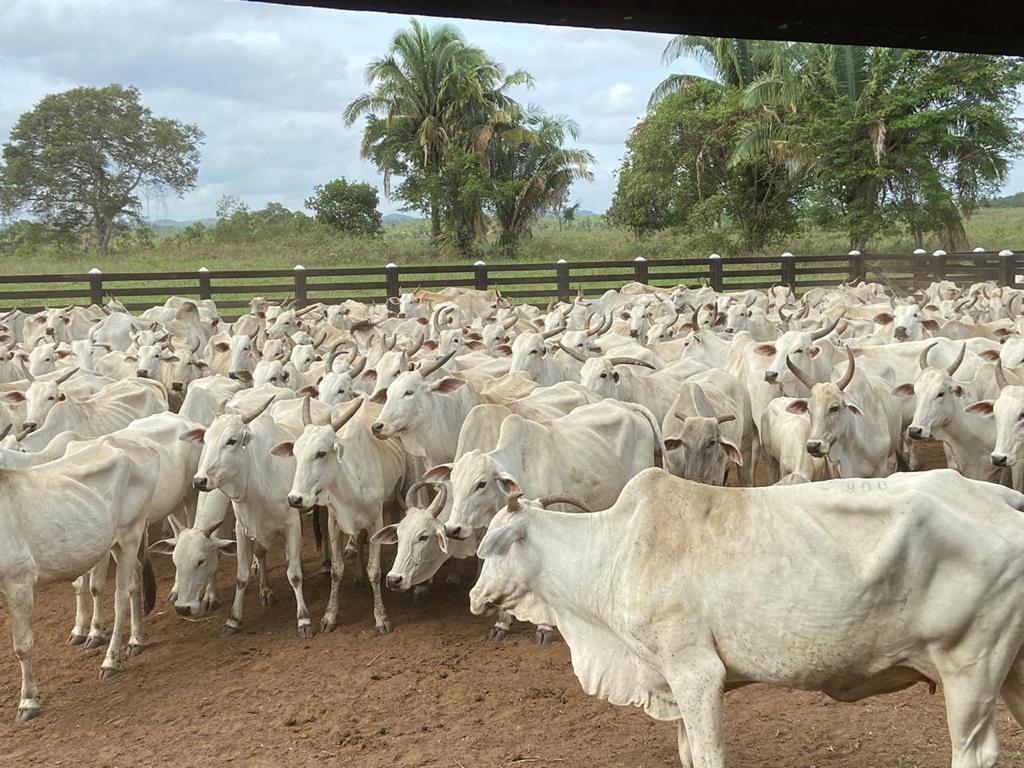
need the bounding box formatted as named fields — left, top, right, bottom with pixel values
left=419, top=349, right=456, bottom=378
left=546, top=298, right=557, bottom=313
left=778, top=306, right=791, bottom=331
left=785, top=355, right=818, bottom=392
left=540, top=327, right=563, bottom=340
left=918, top=341, right=939, bottom=370
left=15, top=425, right=34, bottom=442
left=608, top=357, right=656, bottom=370
left=241, top=396, right=275, bottom=424
left=331, top=396, right=364, bottom=433
left=301, top=395, right=312, bottom=427
left=691, top=304, right=701, bottom=330
left=585, top=313, right=605, bottom=337
left=201, top=520, right=221, bottom=538
left=405, top=332, right=424, bottom=358
left=716, top=414, right=736, bottom=425
left=946, top=342, right=967, bottom=377
left=295, top=303, right=318, bottom=317
left=53, top=366, right=79, bottom=386
left=538, top=495, right=593, bottom=513
left=599, top=313, right=614, bottom=335
left=557, top=342, right=588, bottom=364
left=502, top=312, right=519, bottom=331
left=386, top=333, right=397, bottom=351
left=349, top=355, right=367, bottom=379
left=426, top=483, right=448, bottom=518
left=996, top=357, right=1009, bottom=391
left=836, top=347, right=856, bottom=391
left=664, top=311, right=680, bottom=330
left=324, top=341, right=345, bottom=373
left=0, top=423, right=11, bottom=440
left=506, top=492, right=523, bottom=514
left=403, top=480, right=432, bottom=509
left=810, top=315, right=843, bottom=341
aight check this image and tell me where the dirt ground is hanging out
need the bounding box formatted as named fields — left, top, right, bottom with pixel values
left=3, top=440, right=1023, bottom=768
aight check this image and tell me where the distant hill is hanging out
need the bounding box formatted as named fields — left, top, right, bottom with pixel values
left=149, top=218, right=217, bottom=230
left=383, top=213, right=422, bottom=225
left=984, top=192, right=1024, bottom=208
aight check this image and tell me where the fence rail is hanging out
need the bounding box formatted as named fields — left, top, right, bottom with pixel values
left=0, top=249, right=1019, bottom=316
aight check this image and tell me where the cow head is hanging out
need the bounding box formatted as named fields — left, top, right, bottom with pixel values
left=151, top=518, right=236, bottom=617
left=182, top=396, right=275, bottom=495
left=371, top=482, right=450, bottom=591
left=663, top=413, right=741, bottom=485
left=967, top=361, right=1024, bottom=468
left=786, top=348, right=859, bottom=459
left=902, top=342, right=967, bottom=440
left=428, top=451, right=521, bottom=541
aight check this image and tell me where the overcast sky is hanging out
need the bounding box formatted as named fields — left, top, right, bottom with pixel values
left=2, top=0, right=1023, bottom=222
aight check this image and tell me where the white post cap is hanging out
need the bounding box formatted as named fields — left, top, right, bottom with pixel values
left=198, top=266, right=210, bottom=273
left=999, top=250, right=1015, bottom=257
left=386, top=262, right=398, bottom=268
left=709, top=253, right=722, bottom=260
left=88, top=267, right=102, bottom=274
left=293, top=264, right=306, bottom=271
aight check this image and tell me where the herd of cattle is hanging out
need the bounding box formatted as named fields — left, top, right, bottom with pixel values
left=4, top=279, right=1024, bottom=767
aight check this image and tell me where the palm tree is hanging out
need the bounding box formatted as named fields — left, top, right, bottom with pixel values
left=486, top=110, right=594, bottom=255
left=344, top=20, right=531, bottom=240
left=649, top=36, right=783, bottom=108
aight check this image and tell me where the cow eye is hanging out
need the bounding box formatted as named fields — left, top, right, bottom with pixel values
left=197, top=558, right=205, bottom=567
left=936, top=391, right=944, bottom=398
left=226, top=438, right=237, bottom=446
left=417, top=534, right=429, bottom=542
left=600, top=373, right=607, bottom=379
left=530, top=350, right=537, bottom=355
left=475, top=480, right=486, bottom=490
left=404, top=390, right=413, bottom=397
left=315, top=450, right=327, bottom=459
left=829, top=405, right=840, bottom=413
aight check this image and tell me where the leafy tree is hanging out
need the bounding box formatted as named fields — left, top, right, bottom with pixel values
left=650, top=36, right=784, bottom=107
left=305, top=178, right=382, bottom=236
left=344, top=20, right=530, bottom=244
left=550, top=187, right=581, bottom=230
left=0, top=84, right=203, bottom=253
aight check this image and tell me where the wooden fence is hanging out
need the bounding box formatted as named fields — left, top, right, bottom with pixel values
left=0, top=249, right=1018, bottom=316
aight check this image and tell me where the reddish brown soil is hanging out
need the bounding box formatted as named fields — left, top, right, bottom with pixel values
left=2, top=439, right=1022, bottom=767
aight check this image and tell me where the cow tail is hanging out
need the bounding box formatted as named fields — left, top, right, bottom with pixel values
left=139, top=528, right=157, bottom=615
left=311, top=505, right=326, bottom=552
left=628, top=403, right=668, bottom=469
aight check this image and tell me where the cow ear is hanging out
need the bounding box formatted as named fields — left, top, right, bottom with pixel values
left=214, top=538, right=238, bottom=556
left=422, top=339, right=438, bottom=351
left=807, top=345, right=820, bottom=358
left=496, top=344, right=513, bottom=356
left=271, top=441, right=294, bottom=457
left=952, top=384, right=964, bottom=398
left=465, top=340, right=485, bottom=351
left=980, top=350, right=1000, bottom=361
left=1, top=391, right=26, bottom=404
left=477, top=521, right=526, bottom=559
left=296, top=385, right=317, bottom=397
left=965, top=400, right=994, bottom=416
left=241, top=431, right=253, bottom=448
left=125, top=355, right=138, bottom=363
left=213, top=342, right=230, bottom=353
left=922, top=319, right=940, bottom=331
left=496, top=475, right=521, bottom=496
left=369, top=525, right=399, bottom=546
left=873, top=313, right=894, bottom=325
left=786, top=399, right=808, bottom=414
left=846, top=403, right=863, bottom=416
left=422, top=463, right=452, bottom=483
left=149, top=538, right=177, bottom=555
left=754, top=344, right=776, bottom=357
left=195, top=361, right=210, bottom=373
left=612, top=371, right=620, bottom=383
left=432, top=377, right=465, bottom=394
left=359, top=369, right=378, bottom=384
left=180, top=427, right=206, bottom=444
left=416, top=317, right=429, bottom=325
left=663, top=437, right=684, bottom=451
left=720, top=438, right=743, bottom=466
left=435, top=530, right=449, bottom=555
left=369, top=389, right=388, bottom=404
left=892, top=383, right=915, bottom=396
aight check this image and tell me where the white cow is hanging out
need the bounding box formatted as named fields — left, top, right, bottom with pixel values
left=471, top=469, right=1024, bottom=768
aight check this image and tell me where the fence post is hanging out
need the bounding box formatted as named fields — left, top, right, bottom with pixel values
left=88, top=268, right=103, bottom=307
left=780, top=252, right=796, bottom=289
left=633, top=256, right=649, bottom=285
left=999, top=250, right=1016, bottom=287
left=473, top=260, right=489, bottom=291
left=847, top=250, right=864, bottom=283
left=293, top=264, right=307, bottom=308
left=198, top=267, right=211, bottom=300
left=912, top=248, right=928, bottom=285
left=708, top=254, right=723, bottom=292
left=556, top=259, right=570, bottom=303
left=931, top=249, right=947, bottom=282
left=385, top=263, right=400, bottom=313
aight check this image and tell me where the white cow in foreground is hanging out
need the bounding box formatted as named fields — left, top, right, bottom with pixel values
left=471, top=468, right=1024, bottom=768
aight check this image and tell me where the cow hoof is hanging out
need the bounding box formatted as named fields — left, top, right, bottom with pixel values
left=83, top=635, right=108, bottom=650
left=489, top=627, right=508, bottom=642
left=99, top=667, right=120, bottom=680
left=202, top=598, right=219, bottom=612
left=222, top=624, right=240, bottom=637
left=67, top=632, right=87, bottom=646
left=297, top=624, right=315, bottom=640
left=17, top=707, right=41, bottom=722
left=259, top=592, right=275, bottom=607
left=319, top=618, right=337, bottom=634
left=127, top=643, right=145, bottom=657
left=375, top=623, right=392, bottom=636
left=535, top=629, right=556, bottom=646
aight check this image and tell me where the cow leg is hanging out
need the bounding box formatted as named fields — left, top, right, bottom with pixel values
left=535, top=624, right=557, bottom=646
left=100, top=542, right=137, bottom=678
left=1000, top=653, right=1024, bottom=727
left=83, top=552, right=111, bottom=649
left=315, top=505, right=331, bottom=584
left=224, top=528, right=252, bottom=636
left=491, top=611, right=512, bottom=641
left=285, top=518, right=314, bottom=639
left=676, top=720, right=694, bottom=768
left=352, top=530, right=367, bottom=587
left=254, top=543, right=274, bottom=607
left=940, top=668, right=1001, bottom=768
left=320, top=516, right=346, bottom=633
left=5, top=578, right=40, bottom=720
left=69, top=574, right=90, bottom=645
left=667, top=656, right=727, bottom=768
left=127, top=559, right=145, bottom=657
left=367, top=527, right=391, bottom=635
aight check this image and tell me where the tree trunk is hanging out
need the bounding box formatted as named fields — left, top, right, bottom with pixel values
left=430, top=203, right=441, bottom=244
left=95, top=217, right=112, bottom=255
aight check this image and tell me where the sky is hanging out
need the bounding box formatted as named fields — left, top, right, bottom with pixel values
left=1, top=0, right=1023, bottom=222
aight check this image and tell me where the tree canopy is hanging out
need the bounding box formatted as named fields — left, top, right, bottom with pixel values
left=305, top=178, right=383, bottom=236
left=0, top=84, right=203, bottom=253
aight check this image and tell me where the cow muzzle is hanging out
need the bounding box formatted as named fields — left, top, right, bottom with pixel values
left=193, top=476, right=211, bottom=491
left=806, top=439, right=828, bottom=457
left=136, top=370, right=149, bottom=379
left=175, top=605, right=192, bottom=617
left=371, top=422, right=388, bottom=439
left=764, top=370, right=779, bottom=384
left=287, top=493, right=310, bottom=510
left=992, top=453, right=1012, bottom=467
left=171, top=382, right=184, bottom=392
left=894, top=327, right=908, bottom=341
left=385, top=574, right=404, bottom=591
left=443, top=523, right=468, bottom=541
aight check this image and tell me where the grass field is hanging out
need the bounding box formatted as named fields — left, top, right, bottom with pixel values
left=2, top=207, right=1023, bottom=277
